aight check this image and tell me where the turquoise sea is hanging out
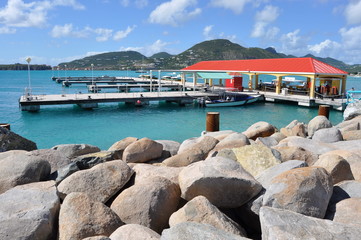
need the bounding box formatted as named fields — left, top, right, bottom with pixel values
left=1, top=70, right=359, bottom=150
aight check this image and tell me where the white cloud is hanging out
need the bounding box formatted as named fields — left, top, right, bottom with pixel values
left=0, top=26, right=16, bottom=34
left=210, top=0, right=251, bottom=14
left=149, top=0, right=201, bottom=27
left=120, top=0, right=129, bottom=7
left=308, top=39, right=341, bottom=57
left=51, top=23, right=74, bottom=37
left=135, top=0, right=148, bottom=8
left=251, top=5, right=280, bottom=38
left=113, top=25, right=136, bottom=41
left=0, top=0, right=84, bottom=28
left=203, top=25, right=213, bottom=40
left=345, top=0, right=361, bottom=25
left=340, top=25, right=361, bottom=49
left=279, top=29, right=311, bottom=56
left=94, top=28, right=113, bottom=42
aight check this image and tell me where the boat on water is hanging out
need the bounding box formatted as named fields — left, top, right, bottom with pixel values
left=204, top=93, right=261, bottom=107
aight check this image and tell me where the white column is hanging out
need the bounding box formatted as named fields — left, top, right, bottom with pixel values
left=150, top=70, right=153, bottom=92
left=158, top=70, right=161, bottom=93
left=193, top=72, right=197, bottom=92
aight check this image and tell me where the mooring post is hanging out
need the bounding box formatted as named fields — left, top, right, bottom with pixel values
left=318, top=105, right=330, bottom=119
left=206, top=112, right=220, bottom=132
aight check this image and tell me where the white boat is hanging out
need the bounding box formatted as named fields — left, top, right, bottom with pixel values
left=205, top=94, right=261, bottom=107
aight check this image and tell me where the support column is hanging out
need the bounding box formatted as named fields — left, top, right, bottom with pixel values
left=341, top=76, right=347, bottom=96
left=276, top=76, right=282, bottom=94
left=248, top=75, right=253, bottom=90
left=310, top=76, right=316, bottom=99
left=150, top=70, right=153, bottom=92
left=181, top=73, right=186, bottom=91
left=255, top=75, right=259, bottom=90
left=193, top=72, right=197, bottom=92
left=219, top=79, right=222, bottom=86
left=209, top=78, right=213, bottom=87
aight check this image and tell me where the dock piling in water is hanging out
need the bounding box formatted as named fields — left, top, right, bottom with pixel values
left=318, top=105, right=330, bottom=119
left=206, top=112, right=220, bottom=132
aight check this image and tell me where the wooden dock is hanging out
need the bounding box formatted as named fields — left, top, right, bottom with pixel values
left=87, top=83, right=184, bottom=93
left=19, top=91, right=218, bottom=111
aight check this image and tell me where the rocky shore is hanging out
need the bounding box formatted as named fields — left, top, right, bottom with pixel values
left=1, top=107, right=361, bottom=239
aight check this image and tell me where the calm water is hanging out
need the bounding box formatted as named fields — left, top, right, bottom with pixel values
left=1, top=70, right=359, bottom=150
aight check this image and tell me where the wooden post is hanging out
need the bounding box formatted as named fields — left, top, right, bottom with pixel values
left=318, top=105, right=330, bottom=119
left=206, top=112, right=219, bottom=132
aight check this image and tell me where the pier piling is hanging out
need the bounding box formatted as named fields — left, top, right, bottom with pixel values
left=206, top=112, right=220, bottom=132
left=318, top=105, right=330, bottom=119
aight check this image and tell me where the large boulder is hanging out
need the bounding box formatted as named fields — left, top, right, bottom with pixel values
left=343, top=101, right=361, bottom=121
left=161, top=222, right=251, bottom=240
left=59, top=192, right=123, bottom=240
left=313, top=154, right=354, bottom=184
left=256, top=160, right=308, bottom=189
left=336, top=115, right=361, bottom=131
left=333, top=198, right=361, bottom=227
left=0, top=181, right=60, bottom=240
left=255, top=136, right=278, bottom=148
left=169, top=196, right=247, bottom=236
left=242, top=121, right=276, bottom=140
left=51, top=143, right=100, bottom=159
left=312, top=127, right=343, bottom=143
left=276, top=136, right=335, bottom=155
left=110, top=176, right=180, bottom=233
left=107, top=137, right=138, bottom=158
left=233, top=144, right=281, bottom=177
left=341, top=130, right=361, bottom=140
left=263, top=167, right=333, bottom=218
left=0, top=152, right=51, bottom=194
left=307, top=115, right=332, bottom=137
left=260, top=206, right=361, bottom=240
left=123, top=138, right=163, bottom=163
left=132, top=164, right=183, bottom=185
left=109, top=224, right=160, bottom=240
left=280, top=120, right=307, bottom=138
left=28, top=149, right=71, bottom=173
left=156, top=140, right=181, bottom=157
left=73, top=150, right=119, bottom=169
left=162, top=136, right=219, bottom=167
left=212, top=133, right=250, bottom=152
left=178, top=157, right=262, bottom=208
left=272, top=145, right=318, bottom=165
left=57, top=160, right=134, bottom=203
left=0, top=126, right=37, bottom=152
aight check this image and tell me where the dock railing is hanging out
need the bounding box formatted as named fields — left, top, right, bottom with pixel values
left=346, top=90, right=361, bottom=104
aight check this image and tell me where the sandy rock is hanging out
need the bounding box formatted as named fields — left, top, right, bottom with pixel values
left=331, top=139, right=361, bottom=152
left=52, top=143, right=100, bottom=159
left=178, top=157, right=262, bottom=208
left=59, top=192, right=123, bottom=240
left=201, top=130, right=236, bottom=141
left=272, top=145, right=318, bottom=165
left=132, top=164, right=183, bottom=185
left=233, top=144, right=281, bottom=177
left=263, top=167, right=333, bottom=218
left=163, top=136, right=219, bottom=167
left=215, top=148, right=237, bottom=161
left=242, top=121, right=276, bottom=140
left=58, top=160, right=133, bottom=203
left=156, top=140, right=181, bottom=157
left=312, top=127, right=343, bottom=143
left=280, top=120, right=307, bottom=137
left=161, top=222, right=251, bottom=240
left=343, top=101, right=361, bottom=121
left=74, top=151, right=119, bottom=169
left=0, top=126, right=37, bottom=152
left=111, top=176, right=180, bottom=233
left=341, top=130, right=361, bottom=140
left=270, top=132, right=286, bottom=142
left=277, top=136, right=336, bottom=155
left=307, top=115, right=332, bottom=137
left=107, top=137, right=138, bottom=157
left=255, top=136, right=278, bottom=147
left=0, top=149, right=28, bottom=161
left=333, top=198, right=361, bottom=227
left=83, top=236, right=110, bottom=240
left=213, top=132, right=250, bottom=152
left=313, top=154, right=354, bottom=184
left=0, top=181, right=60, bottom=240
left=109, top=224, right=160, bottom=240
left=123, top=138, right=163, bottom=163
left=0, top=153, right=51, bottom=194
left=336, top=115, right=361, bottom=131
left=260, top=206, right=361, bottom=240
left=256, top=160, right=308, bottom=189
left=169, top=195, right=247, bottom=236
left=29, top=148, right=71, bottom=173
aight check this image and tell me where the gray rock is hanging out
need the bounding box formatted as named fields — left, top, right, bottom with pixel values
left=107, top=137, right=138, bottom=158
left=179, top=157, right=262, bottom=208
left=58, top=160, right=134, bottom=203
left=260, top=206, right=361, bottom=240
left=111, top=176, right=180, bottom=233
left=343, top=101, right=361, bottom=121
left=83, top=236, right=110, bottom=240
left=256, top=160, right=308, bottom=189
left=270, top=132, right=287, bottom=142
left=0, top=126, right=37, bottom=152
left=215, top=148, right=237, bottom=161
left=161, top=222, right=250, bottom=240
left=341, top=129, right=361, bottom=140
left=51, top=143, right=100, bottom=159
left=0, top=149, right=27, bottom=161
left=59, top=192, right=123, bottom=240
left=123, top=138, right=163, bottom=163
left=156, top=140, right=181, bottom=157
left=272, top=145, right=318, bottom=165
left=242, top=121, right=277, bottom=140
left=0, top=181, right=60, bottom=240
left=177, top=135, right=219, bottom=154
left=263, top=167, right=333, bottom=218
left=312, top=127, right=343, bottom=143
left=307, top=115, right=332, bottom=137
left=73, top=150, right=119, bottom=169
left=277, top=136, right=336, bottom=155
left=333, top=198, right=361, bottom=227
left=132, top=163, right=183, bottom=185
left=280, top=120, right=307, bottom=138
left=109, top=224, right=160, bottom=240
left=255, top=136, right=279, bottom=147
left=213, top=132, right=250, bottom=152
left=330, top=139, right=361, bottom=152
left=0, top=153, right=51, bottom=194
left=336, top=115, right=361, bottom=131
left=169, top=196, right=247, bottom=236
left=49, top=162, right=79, bottom=183
left=201, top=130, right=236, bottom=141
left=29, top=148, right=71, bottom=173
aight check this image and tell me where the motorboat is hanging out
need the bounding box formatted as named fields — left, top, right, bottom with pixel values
left=204, top=93, right=261, bottom=107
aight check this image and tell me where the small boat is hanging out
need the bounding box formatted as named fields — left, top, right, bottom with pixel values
left=205, top=93, right=261, bottom=107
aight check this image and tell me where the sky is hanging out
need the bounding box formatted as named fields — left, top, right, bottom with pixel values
left=1, top=0, right=361, bottom=66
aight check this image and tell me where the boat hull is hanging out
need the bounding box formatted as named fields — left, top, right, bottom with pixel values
left=205, top=95, right=261, bottom=107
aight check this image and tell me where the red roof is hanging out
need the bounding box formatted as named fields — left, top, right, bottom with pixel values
left=182, top=57, right=347, bottom=75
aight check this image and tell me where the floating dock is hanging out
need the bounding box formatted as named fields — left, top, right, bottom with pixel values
left=19, top=91, right=218, bottom=111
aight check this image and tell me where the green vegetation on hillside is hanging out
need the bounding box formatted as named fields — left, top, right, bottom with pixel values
left=0, top=63, right=51, bottom=70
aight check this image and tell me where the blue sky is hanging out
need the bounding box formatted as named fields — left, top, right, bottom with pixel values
left=1, top=0, right=361, bottom=66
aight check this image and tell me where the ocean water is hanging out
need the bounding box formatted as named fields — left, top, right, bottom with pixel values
left=1, top=70, right=359, bottom=150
